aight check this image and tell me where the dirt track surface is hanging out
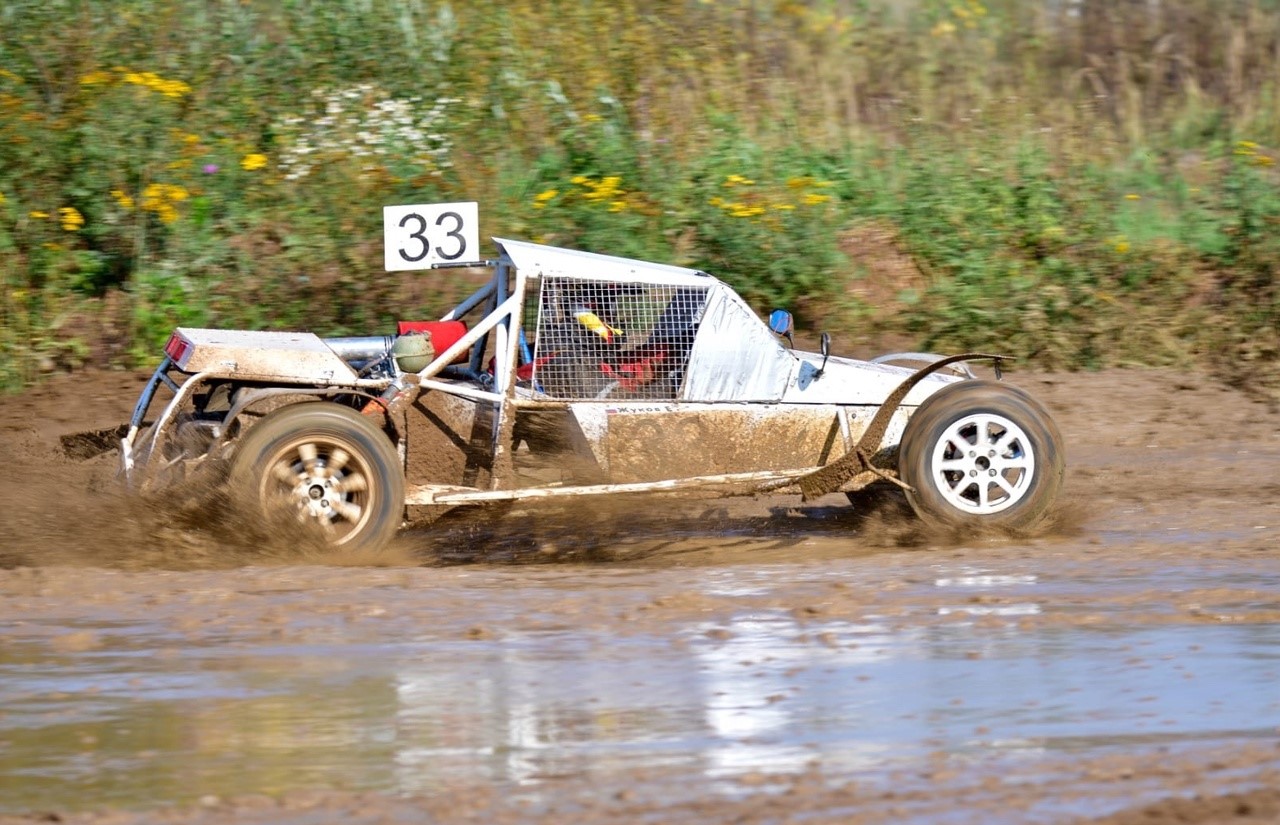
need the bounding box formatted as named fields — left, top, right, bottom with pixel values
left=1, top=366, right=1279, bottom=824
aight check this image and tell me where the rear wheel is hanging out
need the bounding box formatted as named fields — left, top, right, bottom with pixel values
left=898, top=380, right=1064, bottom=531
left=229, top=403, right=404, bottom=551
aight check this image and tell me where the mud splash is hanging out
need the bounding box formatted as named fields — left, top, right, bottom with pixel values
left=2, top=433, right=421, bottom=570
left=2, top=434, right=1082, bottom=572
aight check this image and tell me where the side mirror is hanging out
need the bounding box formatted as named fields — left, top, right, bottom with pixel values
left=816, top=332, right=831, bottom=379
left=768, top=309, right=794, bottom=347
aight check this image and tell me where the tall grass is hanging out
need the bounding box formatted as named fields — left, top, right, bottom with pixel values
left=1, top=0, right=1278, bottom=397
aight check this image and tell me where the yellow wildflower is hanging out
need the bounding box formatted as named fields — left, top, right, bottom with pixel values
left=79, top=70, right=114, bottom=86
left=1114, top=238, right=1130, bottom=254
left=58, top=207, right=84, bottom=231
left=241, top=152, right=268, bottom=171
left=119, top=69, right=190, bottom=98
left=534, top=188, right=558, bottom=203
left=0, top=191, right=5, bottom=205
left=802, top=192, right=832, bottom=205
left=110, top=189, right=134, bottom=210
left=140, top=183, right=187, bottom=223
left=608, top=200, right=627, bottom=213
left=1124, top=193, right=1141, bottom=201
left=1237, top=140, right=1259, bottom=150
left=723, top=174, right=755, bottom=187
left=154, top=78, right=191, bottom=98
left=583, top=176, right=623, bottom=201
left=1255, top=155, right=1276, bottom=167
left=584, top=114, right=603, bottom=123
left=708, top=196, right=724, bottom=207
left=786, top=176, right=814, bottom=189
left=29, top=210, right=49, bottom=219
left=571, top=175, right=590, bottom=186
left=773, top=203, right=796, bottom=211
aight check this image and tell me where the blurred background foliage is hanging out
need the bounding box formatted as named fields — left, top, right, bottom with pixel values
left=0, top=0, right=1278, bottom=399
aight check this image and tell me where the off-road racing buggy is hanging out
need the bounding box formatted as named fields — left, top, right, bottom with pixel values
left=118, top=204, right=1064, bottom=551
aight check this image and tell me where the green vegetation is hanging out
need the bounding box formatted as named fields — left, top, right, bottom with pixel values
left=1, top=0, right=1278, bottom=398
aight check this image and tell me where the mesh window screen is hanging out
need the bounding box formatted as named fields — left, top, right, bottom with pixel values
left=531, top=277, right=708, bottom=400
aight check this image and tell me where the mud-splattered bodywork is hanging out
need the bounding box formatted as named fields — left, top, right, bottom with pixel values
left=121, top=238, right=972, bottom=513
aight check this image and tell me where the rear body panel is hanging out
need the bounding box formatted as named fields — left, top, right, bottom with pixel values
left=168, top=329, right=359, bottom=384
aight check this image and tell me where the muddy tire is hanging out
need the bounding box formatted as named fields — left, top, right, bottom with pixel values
left=229, top=403, right=404, bottom=552
left=898, top=380, right=1064, bottom=531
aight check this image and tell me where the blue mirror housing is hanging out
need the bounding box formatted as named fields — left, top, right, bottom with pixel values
left=768, top=309, right=794, bottom=337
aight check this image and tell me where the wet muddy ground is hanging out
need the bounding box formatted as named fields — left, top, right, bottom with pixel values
left=1, top=367, right=1278, bottom=824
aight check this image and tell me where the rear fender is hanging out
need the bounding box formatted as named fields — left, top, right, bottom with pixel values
left=222, top=386, right=387, bottom=440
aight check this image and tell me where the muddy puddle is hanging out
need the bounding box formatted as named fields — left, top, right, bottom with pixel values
left=3, top=540, right=1279, bottom=823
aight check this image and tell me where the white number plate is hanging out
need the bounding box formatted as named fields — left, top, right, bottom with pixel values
left=383, top=202, right=480, bottom=271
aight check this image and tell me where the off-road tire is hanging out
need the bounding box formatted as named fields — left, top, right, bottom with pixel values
left=899, top=380, right=1064, bottom=531
left=229, top=403, right=404, bottom=552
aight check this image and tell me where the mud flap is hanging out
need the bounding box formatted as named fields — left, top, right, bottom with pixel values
left=796, top=353, right=1005, bottom=500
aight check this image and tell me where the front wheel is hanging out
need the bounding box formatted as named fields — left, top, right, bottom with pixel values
left=229, top=403, right=405, bottom=552
left=898, top=380, right=1064, bottom=531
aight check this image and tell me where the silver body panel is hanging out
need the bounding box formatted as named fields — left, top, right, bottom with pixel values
left=171, top=328, right=359, bottom=384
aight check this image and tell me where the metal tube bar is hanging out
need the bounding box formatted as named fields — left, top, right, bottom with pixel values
left=122, top=370, right=215, bottom=483
left=417, top=378, right=504, bottom=404
left=323, top=335, right=395, bottom=362
left=440, top=280, right=496, bottom=322
left=404, top=468, right=821, bottom=505
left=129, top=357, right=173, bottom=429
left=416, top=292, right=522, bottom=382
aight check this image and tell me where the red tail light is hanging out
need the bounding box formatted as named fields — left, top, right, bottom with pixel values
left=164, top=333, right=190, bottom=363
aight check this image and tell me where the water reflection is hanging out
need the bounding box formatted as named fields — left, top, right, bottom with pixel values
left=2, top=560, right=1279, bottom=813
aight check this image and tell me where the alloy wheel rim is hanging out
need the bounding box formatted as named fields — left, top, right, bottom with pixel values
left=260, top=437, right=373, bottom=542
left=928, top=413, right=1035, bottom=515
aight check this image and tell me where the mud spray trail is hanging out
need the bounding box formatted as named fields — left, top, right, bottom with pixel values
left=1, top=368, right=1278, bottom=824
